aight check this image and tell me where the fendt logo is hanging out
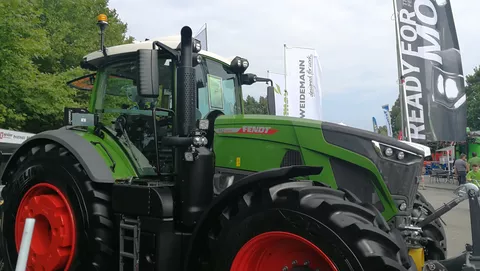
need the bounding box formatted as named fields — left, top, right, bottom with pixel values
left=215, top=126, right=278, bottom=135
left=239, top=126, right=277, bottom=134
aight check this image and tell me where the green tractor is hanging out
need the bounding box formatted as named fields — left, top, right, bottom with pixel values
left=0, top=17, right=433, bottom=271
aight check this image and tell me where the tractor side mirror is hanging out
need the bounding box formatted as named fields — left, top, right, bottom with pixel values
left=136, top=49, right=159, bottom=98
left=241, top=73, right=257, bottom=85
left=267, top=86, right=276, bottom=115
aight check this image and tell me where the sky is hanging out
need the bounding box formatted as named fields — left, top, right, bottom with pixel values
left=108, top=0, right=480, bottom=131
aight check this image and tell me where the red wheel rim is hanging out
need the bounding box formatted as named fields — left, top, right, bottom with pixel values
left=15, top=183, right=77, bottom=271
left=230, top=231, right=338, bottom=271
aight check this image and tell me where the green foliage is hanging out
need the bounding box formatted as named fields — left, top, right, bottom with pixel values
left=243, top=95, right=268, bottom=114
left=466, top=66, right=480, bottom=130
left=390, top=94, right=402, bottom=138
left=0, top=0, right=133, bottom=133
left=377, top=125, right=388, bottom=136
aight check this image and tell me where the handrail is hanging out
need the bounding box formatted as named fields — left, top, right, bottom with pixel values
left=15, top=218, right=35, bottom=271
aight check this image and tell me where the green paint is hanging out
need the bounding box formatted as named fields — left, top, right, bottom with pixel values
left=74, top=130, right=137, bottom=180
left=214, top=114, right=398, bottom=220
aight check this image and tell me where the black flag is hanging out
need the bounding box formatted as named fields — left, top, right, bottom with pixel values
left=394, top=0, right=467, bottom=143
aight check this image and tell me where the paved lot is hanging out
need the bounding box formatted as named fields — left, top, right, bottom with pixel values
left=420, top=187, right=471, bottom=257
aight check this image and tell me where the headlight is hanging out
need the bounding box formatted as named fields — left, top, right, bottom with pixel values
left=193, top=136, right=208, bottom=147
left=193, top=39, right=202, bottom=53
left=372, top=140, right=423, bottom=165
left=192, top=54, right=203, bottom=67
left=230, top=56, right=249, bottom=73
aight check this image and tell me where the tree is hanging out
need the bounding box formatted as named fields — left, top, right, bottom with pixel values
left=466, top=66, right=480, bottom=130
left=378, top=125, right=388, bottom=136
left=390, top=95, right=402, bottom=138
left=243, top=95, right=268, bottom=114
left=0, top=0, right=133, bottom=133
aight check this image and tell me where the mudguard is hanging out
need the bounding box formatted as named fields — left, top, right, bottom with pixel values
left=0, top=127, right=114, bottom=184
left=184, top=165, right=323, bottom=270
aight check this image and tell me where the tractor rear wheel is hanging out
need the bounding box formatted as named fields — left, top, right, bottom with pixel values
left=413, top=191, right=447, bottom=260
left=0, top=143, right=115, bottom=271
left=207, top=182, right=415, bottom=271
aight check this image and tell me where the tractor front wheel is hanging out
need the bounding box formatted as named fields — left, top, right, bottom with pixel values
left=205, top=182, right=416, bottom=271
left=0, top=143, right=115, bottom=271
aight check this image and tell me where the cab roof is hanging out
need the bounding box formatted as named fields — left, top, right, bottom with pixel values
left=82, top=35, right=236, bottom=70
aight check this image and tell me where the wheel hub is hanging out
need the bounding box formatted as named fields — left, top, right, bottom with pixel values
left=15, top=183, right=76, bottom=271
left=230, top=231, right=338, bottom=271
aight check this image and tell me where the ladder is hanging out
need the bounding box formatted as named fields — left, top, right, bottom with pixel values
left=119, top=216, right=141, bottom=271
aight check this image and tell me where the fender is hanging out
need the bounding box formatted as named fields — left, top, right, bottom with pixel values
left=1, top=127, right=114, bottom=184
left=184, top=165, right=323, bottom=270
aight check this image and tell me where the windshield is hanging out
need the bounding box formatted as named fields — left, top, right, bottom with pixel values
left=195, top=58, right=242, bottom=118
left=98, top=57, right=173, bottom=116
left=95, top=56, right=241, bottom=119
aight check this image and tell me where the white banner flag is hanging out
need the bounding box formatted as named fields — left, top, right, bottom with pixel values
left=267, top=71, right=288, bottom=116
left=381, top=104, right=393, bottom=137
left=0, top=129, right=34, bottom=145
left=284, top=46, right=322, bottom=120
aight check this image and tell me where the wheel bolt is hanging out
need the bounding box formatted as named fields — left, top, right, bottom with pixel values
left=292, top=260, right=297, bottom=265
left=282, top=267, right=288, bottom=271
left=304, top=260, right=310, bottom=265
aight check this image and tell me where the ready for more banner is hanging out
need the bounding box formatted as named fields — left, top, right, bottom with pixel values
left=394, top=0, right=467, bottom=142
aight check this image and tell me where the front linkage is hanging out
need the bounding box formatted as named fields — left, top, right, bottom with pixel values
left=421, top=183, right=480, bottom=271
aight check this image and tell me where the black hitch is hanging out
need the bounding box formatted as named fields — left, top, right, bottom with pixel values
left=423, top=184, right=480, bottom=270
left=416, top=195, right=465, bottom=228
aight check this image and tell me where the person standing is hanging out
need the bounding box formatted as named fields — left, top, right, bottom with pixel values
left=469, top=152, right=480, bottom=167
left=454, top=154, right=469, bottom=185
left=466, top=163, right=480, bottom=187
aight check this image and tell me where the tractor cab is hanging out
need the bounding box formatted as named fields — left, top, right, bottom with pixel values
left=67, top=26, right=270, bottom=178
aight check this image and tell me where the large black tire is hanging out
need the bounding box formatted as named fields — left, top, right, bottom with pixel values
left=412, top=191, right=447, bottom=260
left=201, top=181, right=415, bottom=271
left=0, top=142, right=115, bottom=271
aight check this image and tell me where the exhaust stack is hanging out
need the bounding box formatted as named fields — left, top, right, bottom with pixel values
left=176, top=26, right=196, bottom=137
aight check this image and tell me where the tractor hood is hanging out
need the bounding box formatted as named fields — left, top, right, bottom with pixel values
left=214, top=114, right=424, bottom=156
left=214, top=114, right=425, bottom=217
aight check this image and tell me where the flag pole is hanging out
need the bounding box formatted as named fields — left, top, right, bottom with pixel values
left=204, top=23, right=208, bottom=51
left=392, top=0, right=411, bottom=141
left=283, top=44, right=287, bottom=96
